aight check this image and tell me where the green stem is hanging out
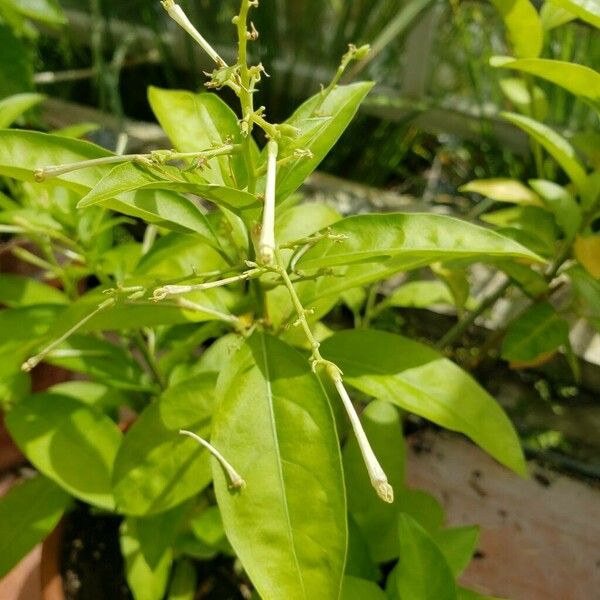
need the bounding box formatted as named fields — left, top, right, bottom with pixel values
left=437, top=279, right=512, bottom=349
left=133, top=331, right=166, bottom=390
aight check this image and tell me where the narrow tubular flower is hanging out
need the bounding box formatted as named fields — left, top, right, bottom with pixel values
left=161, top=0, right=224, bottom=65
left=259, top=140, right=278, bottom=265
left=327, top=365, right=393, bottom=503
left=179, top=430, right=245, bottom=489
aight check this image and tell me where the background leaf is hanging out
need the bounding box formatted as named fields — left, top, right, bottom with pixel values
left=501, top=301, right=570, bottom=362
left=6, top=393, right=122, bottom=509
left=491, top=0, right=543, bottom=58
left=0, top=475, right=70, bottom=578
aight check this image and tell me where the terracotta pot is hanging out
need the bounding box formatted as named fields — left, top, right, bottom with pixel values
left=41, top=521, right=65, bottom=600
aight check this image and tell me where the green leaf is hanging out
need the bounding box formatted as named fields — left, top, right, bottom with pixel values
left=6, top=393, right=122, bottom=509
left=497, top=261, right=549, bottom=298
left=501, top=113, right=589, bottom=197
left=0, top=93, right=44, bottom=128
left=76, top=163, right=224, bottom=245
left=549, top=0, right=600, bottom=27
left=0, top=129, right=112, bottom=191
left=569, top=265, right=600, bottom=332
left=0, top=273, right=68, bottom=307
left=501, top=301, right=570, bottom=362
left=0, top=25, right=33, bottom=97
left=460, top=178, right=542, bottom=205
left=113, top=398, right=214, bottom=515
left=4, top=0, right=66, bottom=24
left=529, top=179, right=581, bottom=240
left=491, top=0, right=543, bottom=58
left=168, top=560, right=197, bottom=600
left=387, top=280, right=455, bottom=309
left=43, top=335, right=148, bottom=392
left=434, top=526, right=480, bottom=577
left=78, top=162, right=259, bottom=221
left=121, top=511, right=178, bottom=600
left=159, top=372, right=217, bottom=430
left=148, top=87, right=248, bottom=187
left=0, top=475, right=70, bottom=578
left=395, top=513, right=457, bottom=600
left=343, top=400, right=405, bottom=562
left=540, top=2, right=576, bottom=29
left=297, top=213, right=542, bottom=271
left=211, top=332, right=346, bottom=600
left=492, top=56, right=600, bottom=108
left=346, top=517, right=380, bottom=581
left=49, top=380, right=130, bottom=410
left=341, top=576, right=387, bottom=600
left=458, top=587, right=504, bottom=600
left=396, top=489, right=445, bottom=533
left=272, top=82, right=374, bottom=201
left=322, top=330, right=527, bottom=476
left=499, top=77, right=549, bottom=120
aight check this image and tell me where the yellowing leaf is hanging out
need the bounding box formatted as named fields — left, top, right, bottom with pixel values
left=460, top=178, right=542, bottom=205
left=574, top=235, right=600, bottom=278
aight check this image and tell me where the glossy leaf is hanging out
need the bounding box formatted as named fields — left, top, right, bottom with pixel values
left=211, top=332, right=346, bottom=600
left=148, top=87, right=247, bottom=187
left=549, top=0, right=600, bottom=27
left=322, top=330, right=527, bottom=475
left=78, top=162, right=259, bottom=220
left=0, top=129, right=111, bottom=192
left=501, top=113, right=589, bottom=196
left=501, top=302, right=570, bottom=362
left=529, top=179, right=581, bottom=240
left=343, top=400, right=405, bottom=562
left=395, top=513, right=457, bottom=600
left=341, top=576, right=387, bottom=600
left=0, top=273, right=68, bottom=307
left=0, top=475, right=70, bottom=578
left=492, top=56, right=600, bottom=109
left=49, top=380, right=129, bottom=410
left=396, top=489, right=445, bottom=533
left=491, top=0, right=543, bottom=58
left=0, top=93, right=45, bottom=128
left=272, top=82, right=374, bottom=201
left=297, top=213, right=541, bottom=271
left=6, top=393, right=122, bottom=509
left=460, top=178, right=541, bottom=205
left=113, top=399, right=214, bottom=516
left=434, top=526, right=480, bottom=577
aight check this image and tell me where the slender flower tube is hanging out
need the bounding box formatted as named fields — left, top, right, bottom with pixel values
left=327, top=364, right=393, bottom=503
left=259, top=140, right=278, bottom=265
left=179, top=430, right=245, bottom=489
left=161, top=0, right=225, bottom=65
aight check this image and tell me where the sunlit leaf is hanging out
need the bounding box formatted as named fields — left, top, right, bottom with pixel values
left=211, top=332, right=346, bottom=600
left=6, top=393, right=122, bottom=509
left=491, top=0, right=543, bottom=58
left=322, top=329, right=527, bottom=475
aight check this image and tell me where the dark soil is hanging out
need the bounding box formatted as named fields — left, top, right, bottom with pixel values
left=60, top=504, right=248, bottom=600
left=61, top=504, right=131, bottom=600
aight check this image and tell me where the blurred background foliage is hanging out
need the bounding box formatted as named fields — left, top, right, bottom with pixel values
left=2, top=0, right=599, bottom=191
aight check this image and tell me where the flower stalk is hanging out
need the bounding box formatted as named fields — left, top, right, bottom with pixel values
left=274, top=248, right=393, bottom=503
left=161, top=0, right=225, bottom=66
left=179, top=429, right=245, bottom=489
left=258, top=140, right=278, bottom=265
